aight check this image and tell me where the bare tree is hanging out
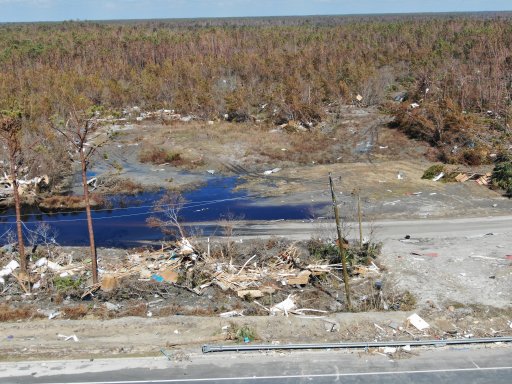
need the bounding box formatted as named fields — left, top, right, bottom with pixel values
left=52, top=107, right=103, bottom=284
left=0, top=110, right=27, bottom=274
left=147, top=192, right=187, bottom=239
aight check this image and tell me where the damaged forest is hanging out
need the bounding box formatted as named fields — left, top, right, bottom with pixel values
left=0, top=13, right=511, bottom=360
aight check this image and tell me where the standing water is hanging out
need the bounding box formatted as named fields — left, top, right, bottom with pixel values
left=0, top=177, right=324, bottom=247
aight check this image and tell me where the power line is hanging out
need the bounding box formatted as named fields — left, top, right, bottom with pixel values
left=0, top=188, right=329, bottom=225
left=0, top=182, right=331, bottom=219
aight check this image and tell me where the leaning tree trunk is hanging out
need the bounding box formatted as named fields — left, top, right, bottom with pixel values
left=8, top=154, right=26, bottom=274
left=80, top=148, right=98, bottom=284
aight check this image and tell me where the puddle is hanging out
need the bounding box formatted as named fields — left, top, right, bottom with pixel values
left=0, top=177, right=325, bottom=247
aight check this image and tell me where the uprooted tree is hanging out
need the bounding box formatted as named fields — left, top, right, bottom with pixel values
left=0, top=109, right=27, bottom=275
left=51, top=105, right=104, bottom=284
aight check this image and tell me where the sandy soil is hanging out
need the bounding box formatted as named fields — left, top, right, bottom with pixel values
left=1, top=308, right=510, bottom=361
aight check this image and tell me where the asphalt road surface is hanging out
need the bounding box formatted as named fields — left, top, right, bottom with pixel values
left=188, top=214, right=512, bottom=241
left=2, top=345, right=511, bottom=384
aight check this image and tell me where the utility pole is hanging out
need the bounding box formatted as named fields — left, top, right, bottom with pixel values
left=329, top=173, right=352, bottom=310
left=357, top=190, right=363, bottom=248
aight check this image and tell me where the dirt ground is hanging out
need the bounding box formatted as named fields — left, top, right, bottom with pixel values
left=83, top=106, right=512, bottom=220
left=1, top=308, right=510, bottom=361
left=0, top=229, right=511, bottom=361
left=1, top=106, right=511, bottom=361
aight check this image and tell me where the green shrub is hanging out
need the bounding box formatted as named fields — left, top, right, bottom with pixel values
left=346, top=241, right=382, bottom=266
left=422, top=164, right=445, bottom=179
left=491, top=154, right=512, bottom=197
left=307, top=239, right=339, bottom=261
left=228, top=323, right=258, bottom=343
left=53, top=276, right=82, bottom=292
left=308, top=238, right=382, bottom=267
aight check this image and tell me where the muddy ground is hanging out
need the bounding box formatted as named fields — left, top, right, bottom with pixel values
left=82, top=105, right=512, bottom=220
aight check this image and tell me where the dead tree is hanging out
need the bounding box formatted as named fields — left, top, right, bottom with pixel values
left=0, top=110, right=26, bottom=274
left=147, top=192, right=187, bottom=239
left=52, top=108, right=103, bottom=284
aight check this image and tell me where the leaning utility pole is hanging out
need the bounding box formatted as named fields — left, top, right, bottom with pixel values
left=328, top=173, right=352, bottom=310
left=357, top=190, right=363, bottom=248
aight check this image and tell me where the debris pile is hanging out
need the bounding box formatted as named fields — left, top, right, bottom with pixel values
left=453, top=172, right=492, bottom=185
left=0, top=238, right=387, bottom=317
left=0, top=173, right=49, bottom=203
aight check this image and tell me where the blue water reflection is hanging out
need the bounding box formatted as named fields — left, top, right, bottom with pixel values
left=0, top=177, right=323, bottom=247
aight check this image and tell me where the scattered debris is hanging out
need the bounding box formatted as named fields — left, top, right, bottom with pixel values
left=104, top=302, right=120, bottom=311
left=160, top=348, right=172, bottom=360
left=58, top=334, right=79, bottom=342
left=270, top=295, right=297, bottom=316
left=411, top=252, right=439, bottom=258
left=156, top=269, right=179, bottom=284
left=432, top=172, right=444, bottom=182
left=476, top=173, right=492, bottom=186
left=219, top=311, right=244, bottom=318
left=455, top=173, right=469, bottom=183
left=381, top=347, right=397, bottom=354
left=0, top=260, right=19, bottom=284
left=286, top=270, right=311, bottom=285
left=263, top=168, right=281, bottom=176
left=101, top=275, right=119, bottom=292
left=237, top=290, right=263, bottom=299
left=0, top=174, right=49, bottom=201
left=407, top=313, right=430, bottom=331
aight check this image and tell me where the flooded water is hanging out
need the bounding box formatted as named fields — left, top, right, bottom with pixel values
left=0, top=177, right=325, bottom=247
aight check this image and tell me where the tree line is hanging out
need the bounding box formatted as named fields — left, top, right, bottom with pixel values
left=1, top=15, right=511, bottom=123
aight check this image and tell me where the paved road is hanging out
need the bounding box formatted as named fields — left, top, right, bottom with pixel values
left=2, top=345, right=511, bottom=384
left=188, top=214, right=512, bottom=241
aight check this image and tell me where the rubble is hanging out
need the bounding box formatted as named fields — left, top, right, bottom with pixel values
left=432, top=172, right=444, bottom=181
left=58, top=334, right=79, bottom=342
left=270, top=295, right=297, bottom=316
left=0, top=174, right=49, bottom=201
left=407, top=313, right=430, bottom=331
left=0, top=238, right=386, bottom=319
left=453, top=172, right=492, bottom=185
left=263, top=168, right=281, bottom=176
left=0, top=260, right=19, bottom=284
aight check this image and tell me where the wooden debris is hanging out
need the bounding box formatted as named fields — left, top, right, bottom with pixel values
left=455, top=173, right=469, bottom=182
left=286, top=270, right=311, bottom=285
left=476, top=173, right=491, bottom=185
left=158, top=269, right=179, bottom=283
left=101, top=275, right=119, bottom=292
left=237, top=289, right=264, bottom=299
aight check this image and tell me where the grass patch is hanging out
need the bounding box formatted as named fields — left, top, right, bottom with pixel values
left=39, top=195, right=103, bottom=210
